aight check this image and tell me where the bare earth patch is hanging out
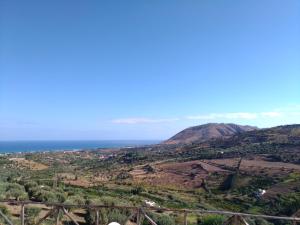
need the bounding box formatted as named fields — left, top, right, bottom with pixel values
left=9, top=158, right=48, bottom=170
left=204, top=157, right=300, bottom=176
left=130, top=160, right=227, bottom=189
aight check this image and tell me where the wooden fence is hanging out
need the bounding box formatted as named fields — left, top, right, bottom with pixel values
left=0, top=200, right=299, bottom=225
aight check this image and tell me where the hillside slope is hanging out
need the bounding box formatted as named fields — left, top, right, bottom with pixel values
left=210, top=124, right=300, bottom=148
left=163, top=123, right=257, bottom=145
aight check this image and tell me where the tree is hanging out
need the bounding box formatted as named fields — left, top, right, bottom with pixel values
left=5, top=183, right=28, bottom=201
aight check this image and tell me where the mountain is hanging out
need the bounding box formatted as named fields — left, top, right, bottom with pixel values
left=211, top=124, right=300, bottom=147
left=163, top=123, right=258, bottom=145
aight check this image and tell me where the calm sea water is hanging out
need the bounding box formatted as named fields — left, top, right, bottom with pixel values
left=0, top=140, right=160, bottom=153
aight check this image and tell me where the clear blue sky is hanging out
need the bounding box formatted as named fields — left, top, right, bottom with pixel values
left=1, top=0, right=300, bottom=140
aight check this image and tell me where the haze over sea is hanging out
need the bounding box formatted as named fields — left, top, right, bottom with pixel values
left=0, top=140, right=159, bottom=153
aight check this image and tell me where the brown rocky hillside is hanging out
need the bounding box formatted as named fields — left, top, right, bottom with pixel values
left=163, top=123, right=257, bottom=145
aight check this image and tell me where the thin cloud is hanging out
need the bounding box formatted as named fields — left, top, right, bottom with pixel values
left=260, top=112, right=282, bottom=117
left=111, top=117, right=179, bottom=124
left=112, top=105, right=300, bottom=124
left=187, top=111, right=282, bottom=120
left=187, top=112, right=258, bottom=120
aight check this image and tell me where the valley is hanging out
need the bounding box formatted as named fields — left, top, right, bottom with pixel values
left=0, top=123, right=300, bottom=224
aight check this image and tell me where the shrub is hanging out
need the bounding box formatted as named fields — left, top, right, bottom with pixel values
left=249, top=218, right=274, bottom=225
left=107, top=209, right=129, bottom=224
left=0, top=205, right=9, bottom=215
left=5, top=183, right=28, bottom=201
left=143, top=164, right=155, bottom=173
left=25, top=206, right=41, bottom=224
left=0, top=205, right=11, bottom=224
left=24, top=181, right=38, bottom=192
left=85, top=208, right=130, bottom=225
left=84, top=209, right=96, bottom=225
left=116, top=171, right=133, bottom=180
left=56, top=192, right=67, bottom=203
left=197, top=215, right=225, bottom=225
left=34, top=190, right=57, bottom=202
left=131, top=186, right=144, bottom=195
left=142, top=212, right=175, bottom=225
left=64, top=196, right=86, bottom=211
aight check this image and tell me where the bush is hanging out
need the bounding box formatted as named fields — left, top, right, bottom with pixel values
left=84, top=209, right=96, bottom=225
left=5, top=183, right=28, bottom=200
left=273, top=192, right=300, bottom=216
left=0, top=205, right=9, bottom=215
left=85, top=208, right=130, bottom=225
left=142, top=212, right=175, bottom=225
left=143, top=164, right=155, bottom=173
left=64, top=196, right=86, bottom=211
left=25, top=206, right=41, bottom=224
left=197, top=215, right=225, bottom=225
left=248, top=218, right=274, bottom=225
left=56, top=192, right=67, bottom=203
left=27, top=186, right=39, bottom=198
left=85, top=198, right=131, bottom=224
left=116, top=171, right=133, bottom=180
left=65, top=196, right=85, bottom=205
left=34, top=190, right=57, bottom=202
left=24, top=181, right=38, bottom=192
left=0, top=205, right=11, bottom=224
left=99, top=196, right=127, bottom=207
left=131, top=186, right=144, bottom=195
left=107, top=209, right=129, bottom=224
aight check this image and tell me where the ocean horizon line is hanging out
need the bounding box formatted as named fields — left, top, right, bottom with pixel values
left=0, top=140, right=161, bottom=154
left=0, top=139, right=162, bottom=142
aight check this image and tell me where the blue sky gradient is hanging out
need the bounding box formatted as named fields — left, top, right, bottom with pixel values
left=1, top=0, right=300, bottom=140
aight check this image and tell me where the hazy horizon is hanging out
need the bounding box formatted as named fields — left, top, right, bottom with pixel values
left=1, top=121, right=299, bottom=141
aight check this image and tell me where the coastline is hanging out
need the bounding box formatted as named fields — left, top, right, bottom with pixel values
left=0, top=140, right=160, bottom=154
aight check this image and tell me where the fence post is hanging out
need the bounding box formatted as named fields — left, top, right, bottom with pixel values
left=35, top=208, right=57, bottom=225
left=136, top=208, right=141, bottom=225
left=96, top=210, right=99, bottom=225
left=62, top=207, right=80, bottom=225
left=20, top=204, right=25, bottom=225
left=56, top=207, right=60, bottom=225
left=183, top=211, right=188, bottom=225
left=142, top=211, right=158, bottom=225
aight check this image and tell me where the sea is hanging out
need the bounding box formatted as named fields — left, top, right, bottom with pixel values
left=0, top=140, right=160, bottom=153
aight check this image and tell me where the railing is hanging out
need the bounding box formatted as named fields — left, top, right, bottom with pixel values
left=0, top=200, right=299, bottom=225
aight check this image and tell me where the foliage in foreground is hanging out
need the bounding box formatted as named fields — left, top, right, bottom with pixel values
left=197, top=215, right=225, bottom=225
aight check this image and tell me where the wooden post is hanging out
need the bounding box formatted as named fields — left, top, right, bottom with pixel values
left=56, top=207, right=60, bottom=225
left=183, top=211, right=188, bottom=225
left=21, top=204, right=25, bottom=225
left=125, top=211, right=136, bottom=225
left=143, top=212, right=158, bottom=225
left=95, top=210, right=99, bottom=225
left=35, top=208, right=57, bottom=225
left=239, top=216, right=249, bottom=225
left=234, top=215, right=238, bottom=225
left=136, top=208, right=141, bottom=225
left=62, top=207, right=80, bottom=225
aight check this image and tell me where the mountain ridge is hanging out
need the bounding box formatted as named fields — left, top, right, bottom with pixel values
left=209, top=124, right=300, bottom=148
left=163, top=123, right=258, bottom=145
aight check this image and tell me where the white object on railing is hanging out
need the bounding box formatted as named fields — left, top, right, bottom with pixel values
left=144, top=200, right=156, bottom=207
left=108, top=222, right=121, bottom=225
